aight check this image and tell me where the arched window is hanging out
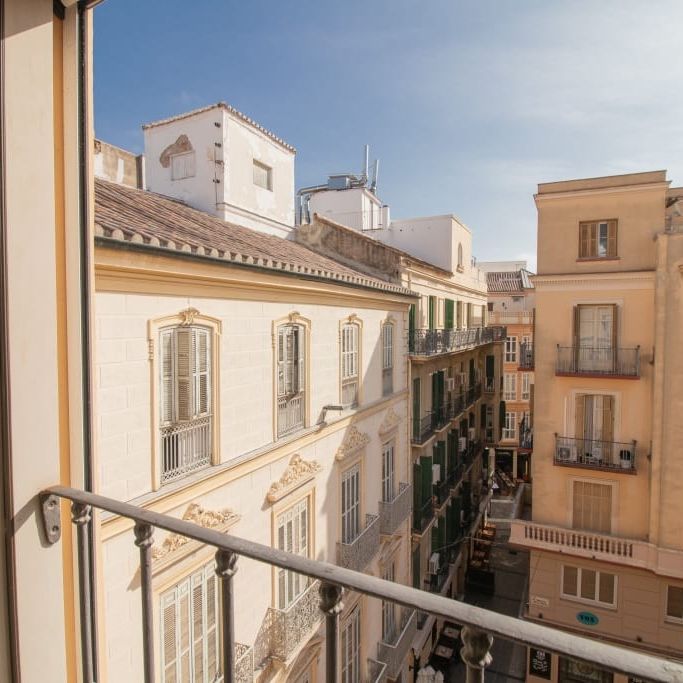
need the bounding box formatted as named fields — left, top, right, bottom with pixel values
left=457, top=243, right=464, bottom=271
left=276, top=323, right=306, bottom=437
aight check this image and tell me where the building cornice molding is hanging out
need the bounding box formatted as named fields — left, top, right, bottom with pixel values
left=266, top=454, right=322, bottom=503
left=335, top=425, right=371, bottom=461
left=534, top=271, right=655, bottom=290
left=534, top=181, right=669, bottom=203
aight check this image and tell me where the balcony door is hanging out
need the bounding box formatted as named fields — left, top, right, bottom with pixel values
left=575, top=394, right=614, bottom=462
left=341, top=464, right=361, bottom=544
left=575, top=305, right=616, bottom=372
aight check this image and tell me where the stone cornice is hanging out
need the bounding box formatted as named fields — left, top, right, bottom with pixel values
left=534, top=180, right=669, bottom=203
left=266, top=454, right=322, bottom=503
left=533, top=270, right=655, bottom=290
left=335, top=425, right=371, bottom=461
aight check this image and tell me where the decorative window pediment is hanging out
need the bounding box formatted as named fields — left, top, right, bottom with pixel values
left=335, top=425, right=371, bottom=462
left=267, top=454, right=322, bottom=503
left=379, top=407, right=401, bottom=436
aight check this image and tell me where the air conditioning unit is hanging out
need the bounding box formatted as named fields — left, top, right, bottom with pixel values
left=429, top=553, right=440, bottom=574
left=458, top=437, right=467, bottom=451
left=468, top=428, right=476, bottom=440
left=432, top=464, right=441, bottom=484
left=445, top=377, right=456, bottom=392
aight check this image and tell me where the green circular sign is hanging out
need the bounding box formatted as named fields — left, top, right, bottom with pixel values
left=577, top=611, right=599, bottom=626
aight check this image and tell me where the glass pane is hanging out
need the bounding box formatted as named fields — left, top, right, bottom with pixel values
left=563, top=566, right=578, bottom=596
left=580, top=569, right=597, bottom=600
left=667, top=586, right=683, bottom=619
left=599, top=573, right=614, bottom=605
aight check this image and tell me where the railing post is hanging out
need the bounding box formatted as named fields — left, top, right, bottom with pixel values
left=320, top=582, right=344, bottom=683
left=460, top=625, right=493, bottom=683
left=215, top=549, right=238, bottom=681
left=72, top=502, right=94, bottom=683
left=134, top=522, right=155, bottom=683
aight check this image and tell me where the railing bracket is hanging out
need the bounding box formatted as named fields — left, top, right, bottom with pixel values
left=40, top=493, right=61, bottom=544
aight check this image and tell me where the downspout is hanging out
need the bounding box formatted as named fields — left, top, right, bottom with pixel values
left=295, top=184, right=328, bottom=225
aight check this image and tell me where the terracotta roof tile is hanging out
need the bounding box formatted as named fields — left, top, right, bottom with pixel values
left=94, top=178, right=414, bottom=297
left=486, top=269, right=535, bottom=293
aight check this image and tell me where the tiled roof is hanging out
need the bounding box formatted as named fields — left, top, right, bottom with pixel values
left=486, top=269, right=535, bottom=293
left=94, top=179, right=414, bottom=297
left=141, top=102, right=296, bottom=153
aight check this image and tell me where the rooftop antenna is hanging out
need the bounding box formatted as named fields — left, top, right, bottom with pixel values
left=363, top=145, right=369, bottom=185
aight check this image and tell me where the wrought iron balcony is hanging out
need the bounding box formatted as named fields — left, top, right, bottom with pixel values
left=234, top=643, right=254, bottom=683
left=160, top=415, right=212, bottom=484
left=409, top=325, right=506, bottom=357
left=483, top=376, right=496, bottom=393
left=434, top=478, right=450, bottom=507
left=412, top=412, right=434, bottom=444
left=428, top=562, right=451, bottom=593
left=519, top=342, right=534, bottom=370
left=519, top=417, right=533, bottom=450
left=378, top=609, right=417, bottom=680
left=412, top=496, right=434, bottom=534
left=366, top=657, right=388, bottom=683
left=267, top=580, right=322, bottom=662
left=379, top=482, right=411, bottom=535
left=555, top=435, right=636, bottom=472
left=556, top=345, right=640, bottom=378
left=277, top=392, right=305, bottom=438
left=41, top=486, right=682, bottom=683
left=338, top=514, right=380, bottom=572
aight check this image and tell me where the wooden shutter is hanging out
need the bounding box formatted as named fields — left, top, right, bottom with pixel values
left=428, top=296, right=436, bottom=330
left=589, top=222, right=598, bottom=257
left=176, top=328, right=193, bottom=421
left=178, top=580, right=191, bottom=681
left=575, top=395, right=586, bottom=439
left=408, top=304, right=416, bottom=352
left=601, top=395, right=614, bottom=444
left=420, top=455, right=432, bottom=506
left=195, top=329, right=210, bottom=416
left=579, top=223, right=589, bottom=258
left=607, top=220, right=617, bottom=257
left=412, top=545, right=421, bottom=589
left=160, top=329, right=175, bottom=424
left=445, top=299, right=454, bottom=329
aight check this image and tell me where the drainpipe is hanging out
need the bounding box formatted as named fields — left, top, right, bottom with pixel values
left=295, top=184, right=328, bottom=225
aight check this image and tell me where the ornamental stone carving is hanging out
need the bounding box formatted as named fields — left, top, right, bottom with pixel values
left=379, top=406, right=401, bottom=435
left=152, top=503, right=240, bottom=560
left=267, top=454, right=322, bottom=503
left=335, top=425, right=370, bottom=461
left=179, top=307, right=201, bottom=326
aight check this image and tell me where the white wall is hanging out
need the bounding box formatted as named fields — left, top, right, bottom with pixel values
left=308, top=187, right=385, bottom=232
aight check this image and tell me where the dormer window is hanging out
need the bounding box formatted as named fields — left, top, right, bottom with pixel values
left=170, top=151, right=196, bottom=180
left=253, top=160, right=273, bottom=191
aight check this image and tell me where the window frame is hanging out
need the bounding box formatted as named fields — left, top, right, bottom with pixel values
left=252, top=158, right=273, bottom=191
left=170, top=150, right=196, bottom=180
left=561, top=564, right=617, bottom=609
left=340, top=316, right=362, bottom=408
left=381, top=441, right=395, bottom=503
left=521, top=372, right=531, bottom=401
left=381, top=320, right=394, bottom=397
left=341, top=462, right=362, bottom=545
left=341, top=603, right=361, bottom=683
left=502, top=410, right=517, bottom=440
left=505, top=336, right=518, bottom=363
left=578, top=219, right=618, bottom=259
left=503, top=372, right=517, bottom=401
left=665, top=584, right=683, bottom=624
left=275, top=495, right=312, bottom=610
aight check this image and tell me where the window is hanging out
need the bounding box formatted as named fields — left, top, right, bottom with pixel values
left=559, top=657, right=614, bottom=683
left=457, top=243, right=464, bottom=271
left=572, top=480, right=612, bottom=533
left=574, top=304, right=617, bottom=372
left=521, top=373, right=531, bottom=400
left=277, top=324, right=305, bottom=437
left=171, top=151, right=196, bottom=180
left=561, top=564, right=616, bottom=607
left=666, top=585, right=683, bottom=622
left=503, top=411, right=517, bottom=440
left=159, top=326, right=212, bottom=483
left=341, top=464, right=361, bottom=544
left=575, top=394, right=614, bottom=463
left=456, top=301, right=463, bottom=329
left=341, top=323, right=360, bottom=407
left=579, top=220, right=617, bottom=259
left=161, top=563, right=219, bottom=683
left=253, top=159, right=272, bottom=190
left=341, top=605, right=361, bottom=683
left=382, top=564, right=397, bottom=642
left=487, top=302, right=494, bottom=312
left=382, top=323, right=393, bottom=396
left=277, top=498, right=310, bottom=609
left=382, top=443, right=395, bottom=502
left=503, top=373, right=517, bottom=401
left=505, top=336, right=517, bottom=363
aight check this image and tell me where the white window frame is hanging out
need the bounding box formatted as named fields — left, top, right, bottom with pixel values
left=341, top=322, right=360, bottom=407
left=521, top=372, right=531, bottom=401
left=505, top=336, right=517, bottom=363
left=381, top=442, right=395, bottom=503
left=502, top=411, right=517, bottom=440
left=561, top=564, right=617, bottom=609
left=253, top=159, right=273, bottom=190
left=276, top=323, right=306, bottom=437
left=341, top=604, right=361, bottom=683
left=276, top=497, right=310, bottom=609
left=381, top=321, right=394, bottom=396
left=381, top=563, right=397, bottom=643
left=341, top=463, right=361, bottom=544
left=160, top=563, right=219, bottom=683
left=503, top=373, right=517, bottom=401
left=666, top=585, right=683, bottom=623
left=171, top=150, right=196, bottom=180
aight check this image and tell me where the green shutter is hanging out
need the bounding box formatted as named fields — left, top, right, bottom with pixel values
left=499, top=400, right=506, bottom=440
left=420, top=455, right=433, bottom=506
left=413, top=462, right=422, bottom=530
left=412, top=545, right=421, bottom=589
left=409, top=303, right=416, bottom=352
left=412, top=377, right=421, bottom=440
left=444, top=299, right=454, bottom=329
left=447, top=430, right=457, bottom=473
left=451, top=496, right=462, bottom=539
left=428, top=296, right=436, bottom=330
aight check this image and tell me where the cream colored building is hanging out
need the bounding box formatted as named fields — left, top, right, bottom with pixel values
left=510, top=171, right=683, bottom=682
left=480, top=263, right=535, bottom=481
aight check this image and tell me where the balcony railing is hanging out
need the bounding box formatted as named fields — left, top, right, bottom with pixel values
left=366, top=657, right=388, bottom=683
left=378, top=609, right=417, bottom=680
left=234, top=643, right=254, bottom=683
left=434, top=478, right=450, bottom=507
left=519, top=342, right=534, bottom=370
left=409, top=325, right=506, bottom=357
left=382, top=367, right=393, bottom=397
left=338, top=514, right=380, bottom=572
left=342, top=377, right=359, bottom=407
left=412, top=412, right=433, bottom=444
left=412, top=388, right=483, bottom=446
left=41, top=486, right=682, bottom=683
left=519, top=417, right=533, bottom=450
left=379, top=482, right=411, bottom=535
left=267, top=579, right=322, bottom=662
left=160, top=415, right=212, bottom=484
left=277, top=393, right=304, bottom=438
left=412, top=496, right=434, bottom=534
left=555, top=435, right=636, bottom=472
left=483, top=376, right=495, bottom=393
left=556, top=345, right=640, bottom=378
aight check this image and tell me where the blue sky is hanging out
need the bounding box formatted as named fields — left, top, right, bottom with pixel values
left=94, top=1, right=683, bottom=271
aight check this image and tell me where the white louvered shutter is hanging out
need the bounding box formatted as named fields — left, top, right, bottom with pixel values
left=195, top=328, right=210, bottom=416
left=192, top=572, right=205, bottom=683
left=285, top=327, right=295, bottom=394
left=161, top=591, right=178, bottom=683
left=277, top=327, right=286, bottom=397
left=160, top=329, right=176, bottom=424
left=176, top=328, right=193, bottom=421
left=204, top=566, right=218, bottom=681
left=178, top=580, right=191, bottom=681
left=296, top=326, right=305, bottom=393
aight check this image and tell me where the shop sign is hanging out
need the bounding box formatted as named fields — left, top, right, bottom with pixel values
left=576, top=611, right=599, bottom=626
left=528, top=648, right=552, bottom=679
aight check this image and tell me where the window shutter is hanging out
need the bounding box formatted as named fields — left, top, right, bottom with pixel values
left=176, top=328, right=193, bottom=421
left=579, top=224, right=588, bottom=258
left=195, top=329, right=210, bottom=416
left=575, top=395, right=585, bottom=439
left=160, top=329, right=175, bottom=424
left=161, top=591, right=178, bottom=682
left=589, top=222, right=598, bottom=257
left=205, top=568, right=218, bottom=680
left=607, top=220, right=617, bottom=257
left=296, top=327, right=305, bottom=392
left=420, top=455, right=432, bottom=505
left=192, top=572, right=205, bottom=683
left=601, top=395, right=614, bottom=444
left=412, top=461, right=422, bottom=527
left=178, top=581, right=191, bottom=681
left=412, top=546, right=421, bottom=589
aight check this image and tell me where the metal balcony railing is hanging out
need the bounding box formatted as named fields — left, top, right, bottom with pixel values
left=412, top=496, right=434, bottom=534
left=40, top=486, right=682, bottom=683
left=379, top=482, right=411, bottom=535
left=519, top=417, right=533, bottom=450
left=412, top=412, right=434, bottom=444
left=483, top=376, right=495, bottom=393
left=277, top=393, right=304, bottom=438
left=519, top=342, right=534, bottom=370
left=366, top=657, right=388, bottom=683
left=556, top=345, right=640, bottom=378
left=382, top=367, right=393, bottom=397
left=378, top=609, right=417, bottom=680
left=555, top=435, right=636, bottom=472
left=409, top=326, right=506, bottom=357
left=338, top=514, right=380, bottom=572
left=234, top=643, right=254, bottom=683
left=160, top=415, right=212, bottom=484
left=342, top=377, right=359, bottom=407
left=434, top=478, right=450, bottom=507
left=267, top=579, right=321, bottom=662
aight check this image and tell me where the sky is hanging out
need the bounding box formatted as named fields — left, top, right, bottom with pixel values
left=94, top=0, right=683, bottom=272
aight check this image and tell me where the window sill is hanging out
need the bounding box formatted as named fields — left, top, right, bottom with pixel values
left=576, top=256, right=620, bottom=263
left=560, top=594, right=617, bottom=611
